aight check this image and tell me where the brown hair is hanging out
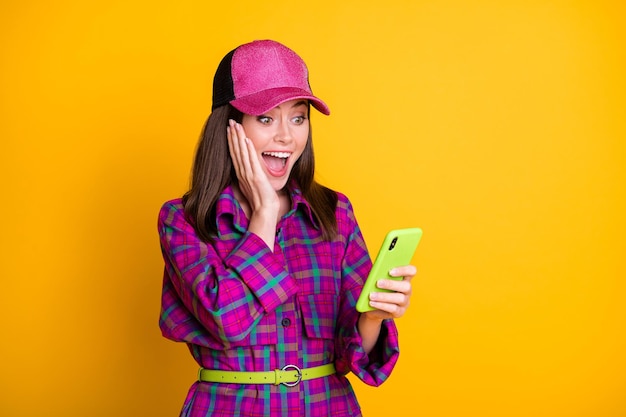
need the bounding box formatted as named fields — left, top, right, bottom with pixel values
left=182, top=104, right=338, bottom=243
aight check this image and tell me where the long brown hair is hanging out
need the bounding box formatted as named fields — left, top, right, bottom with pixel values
left=183, top=104, right=338, bottom=243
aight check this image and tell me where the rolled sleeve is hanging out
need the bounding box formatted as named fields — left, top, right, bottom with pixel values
left=332, top=193, right=401, bottom=386
left=158, top=200, right=297, bottom=348
left=225, top=230, right=298, bottom=313
left=338, top=317, right=400, bottom=386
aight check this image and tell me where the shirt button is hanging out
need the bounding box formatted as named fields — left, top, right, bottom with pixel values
left=281, top=318, right=291, bottom=327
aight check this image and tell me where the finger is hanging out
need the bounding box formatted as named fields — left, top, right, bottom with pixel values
left=228, top=121, right=244, bottom=177
left=236, top=123, right=273, bottom=194
left=234, top=123, right=255, bottom=179
left=377, top=278, right=412, bottom=294
left=370, top=291, right=410, bottom=316
left=244, top=133, right=265, bottom=175
left=370, top=289, right=410, bottom=306
left=367, top=299, right=406, bottom=318
left=389, top=265, right=417, bottom=280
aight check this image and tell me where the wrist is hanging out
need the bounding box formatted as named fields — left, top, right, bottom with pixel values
left=358, top=312, right=383, bottom=332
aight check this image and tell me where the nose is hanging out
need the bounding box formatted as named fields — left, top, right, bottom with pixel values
left=273, top=119, right=292, bottom=143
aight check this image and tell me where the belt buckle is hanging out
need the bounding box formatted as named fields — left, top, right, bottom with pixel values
left=280, top=364, right=302, bottom=387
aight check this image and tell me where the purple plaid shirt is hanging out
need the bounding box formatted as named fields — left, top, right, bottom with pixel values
left=158, top=184, right=400, bottom=416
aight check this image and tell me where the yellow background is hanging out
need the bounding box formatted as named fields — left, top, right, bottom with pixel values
left=1, top=0, right=625, bottom=416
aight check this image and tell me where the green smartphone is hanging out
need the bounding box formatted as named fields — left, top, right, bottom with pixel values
left=356, top=227, right=423, bottom=313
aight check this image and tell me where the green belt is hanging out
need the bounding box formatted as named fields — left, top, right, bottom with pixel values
left=198, top=363, right=336, bottom=387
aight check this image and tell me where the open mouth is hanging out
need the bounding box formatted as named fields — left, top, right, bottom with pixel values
left=262, top=151, right=291, bottom=173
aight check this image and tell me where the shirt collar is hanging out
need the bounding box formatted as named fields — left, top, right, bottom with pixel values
left=287, top=181, right=320, bottom=230
left=215, top=185, right=247, bottom=235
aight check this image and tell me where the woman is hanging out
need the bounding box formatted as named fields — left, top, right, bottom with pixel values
left=158, top=39, right=417, bottom=416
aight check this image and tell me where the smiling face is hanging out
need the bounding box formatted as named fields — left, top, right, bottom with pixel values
left=241, top=99, right=310, bottom=191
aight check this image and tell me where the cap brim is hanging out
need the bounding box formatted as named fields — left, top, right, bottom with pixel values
left=230, top=87, right=330, bottom=116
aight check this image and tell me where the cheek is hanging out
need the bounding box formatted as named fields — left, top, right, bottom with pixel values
left=245, top=128, right=269, bottom=148
left=295, top=135, right=309, bottom=155
left=296, top=126, right=310, bottom=148
left=293, top=139, right=309, bottom=162
left=241, top=118, right=264, bottom=140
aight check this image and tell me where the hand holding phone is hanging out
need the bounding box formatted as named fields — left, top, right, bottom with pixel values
left=356, top=228, right=423, bottom=313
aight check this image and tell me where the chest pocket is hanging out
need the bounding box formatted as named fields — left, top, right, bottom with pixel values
left=298, top=293, right=337, bottom=340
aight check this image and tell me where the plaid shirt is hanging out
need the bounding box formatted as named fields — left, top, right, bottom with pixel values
left=158, top=184, right=400, bottom=417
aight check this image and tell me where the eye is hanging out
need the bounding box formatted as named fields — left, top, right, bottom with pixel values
left=292, top=115, right=307, bottom=125
left=257, top=116, right=272, bottom=125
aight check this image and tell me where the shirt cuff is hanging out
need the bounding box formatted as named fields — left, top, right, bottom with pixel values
left=342, top=318, right=400, bottom=386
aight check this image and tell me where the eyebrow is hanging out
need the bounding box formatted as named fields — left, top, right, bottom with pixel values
left=292, top=100, right=308, bottom=108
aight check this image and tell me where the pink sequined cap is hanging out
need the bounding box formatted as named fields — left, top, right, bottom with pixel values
left=212, top=40, right=330, bottom=116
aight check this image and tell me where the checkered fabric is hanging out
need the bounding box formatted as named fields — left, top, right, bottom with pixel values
left=158, top=184, right=400, bottom=416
